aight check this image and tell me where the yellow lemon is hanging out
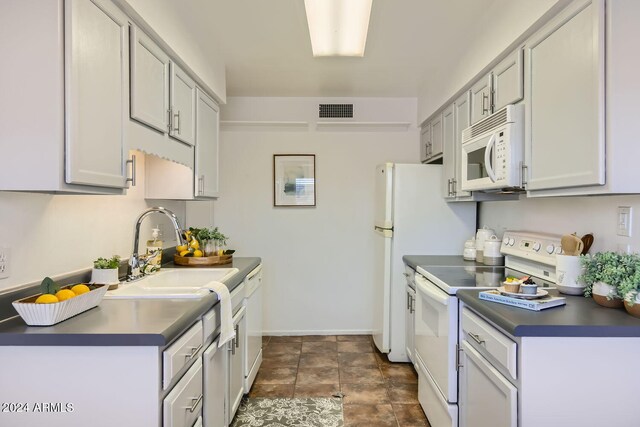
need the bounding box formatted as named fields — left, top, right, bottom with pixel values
left=71, top=284, right=91, bottom=295
left=55, top=289, right=76, bottom=301
left=189, top=239, right=200, bottom=250
left=180, top=249, right=191, bottom=257
left=217, top=249, right=224, bottom=256
left=193, top=249, right=203, bottom=257
left=176, top=244, right=188, bottom=253
left=35, top=294, right=59, bottom=304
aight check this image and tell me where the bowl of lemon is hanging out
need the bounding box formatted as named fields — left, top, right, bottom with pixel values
left=12, top=277, right=109, bottom=326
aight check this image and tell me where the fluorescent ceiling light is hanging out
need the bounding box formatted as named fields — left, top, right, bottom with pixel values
left=304, top=0, right=373, bottom=57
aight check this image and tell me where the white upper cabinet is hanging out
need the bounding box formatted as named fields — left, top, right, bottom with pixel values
left=64, top=0, right=130, bottom=189
left=492, top=49, right=524, bottom=111
left=1, top=0, right=132, bottom=194
left=524, top=0, right=604, bottom=192
left=195, top=89, right=220, bottom=198
left=442, top=104, right=456, bottom=199
left=430, top=114, right=443, bottom=161
left=470, top=75, right=493, bottom=125
left=170, top=63, right=197, bottom=146
left=130, top=26, right=170, bottom=133
left=420, top=124, right=431, bottom=163
left=454, top=92, right=472, bottom=198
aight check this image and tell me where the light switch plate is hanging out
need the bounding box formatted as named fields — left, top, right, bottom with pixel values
left=617, top=206, right=632, bottom=237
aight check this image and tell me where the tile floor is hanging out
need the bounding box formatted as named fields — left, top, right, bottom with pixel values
left=248, top=335, right=431, bottom=427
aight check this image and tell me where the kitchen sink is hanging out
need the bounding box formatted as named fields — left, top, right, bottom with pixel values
left=104, top=268, right=239, bottom=299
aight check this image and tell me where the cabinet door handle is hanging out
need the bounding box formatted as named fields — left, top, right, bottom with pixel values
left=407, top=292, right=411, bottom=310
left=200, top=175, right=205, bottom=194
left=167, top=109, right=172, bottom=131
left=174, top=110, right=181, bottom=134
left=185, top=394, right=203, bottom=413
left=126, top=154, right=137, bottom=187
left=410, top=295, right=415, bottom=314
left=235, top=324, right=240, bottom=348
left=520, top=162, right=528, bottom=188
left=231, top=338, right=236, bottom=355
left=452, top=179, right=457, bottom=196
left=468, top=332, right=485, bottom=345
left=481, top=93, right=490, bottom=114
left=184, top=343, right=203, bottom=360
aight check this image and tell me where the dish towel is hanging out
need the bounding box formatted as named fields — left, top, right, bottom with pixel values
left=202, top=281, right=236, bottom=347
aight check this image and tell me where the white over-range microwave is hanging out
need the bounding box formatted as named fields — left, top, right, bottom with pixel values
left=460, top=104, right=524, bottom=192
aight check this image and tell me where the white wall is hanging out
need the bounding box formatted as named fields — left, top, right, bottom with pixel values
left=417, top=0, right=562, bottom=123
left=0, top=153, right=185, bottom=292
left=480, top=195, right=640, bottom=254
left=215, top=97, right=419, bottom=335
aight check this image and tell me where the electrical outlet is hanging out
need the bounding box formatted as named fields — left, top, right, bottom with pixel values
left=0, top=247, right=10, bottom=279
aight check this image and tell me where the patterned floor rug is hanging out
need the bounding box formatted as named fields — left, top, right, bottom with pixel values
left=231, top=397, right=344, bottom=427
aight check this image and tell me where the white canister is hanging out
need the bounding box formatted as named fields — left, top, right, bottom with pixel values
left=463, top=237, right=477, bottom=260
left=483, top=235, right=502, bottom=258
left=556, top=254, right=586, bottom=295
left=483, top=235, right=504, bottom=265
left=475, top=226, right=495, bottom=263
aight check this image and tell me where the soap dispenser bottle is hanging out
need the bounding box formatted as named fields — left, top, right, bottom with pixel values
left=145, top=227, right=163, bottom=272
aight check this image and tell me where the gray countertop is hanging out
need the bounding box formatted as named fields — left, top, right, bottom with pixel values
left=0, top=257, right=261, bottom=347
left=458, top=289, right=640, bottom=337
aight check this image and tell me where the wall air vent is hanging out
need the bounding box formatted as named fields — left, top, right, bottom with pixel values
left=319, top=104, right=353, bottom=119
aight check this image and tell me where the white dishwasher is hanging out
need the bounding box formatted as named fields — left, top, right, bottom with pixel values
left=243, top=264, right=263, bottom=392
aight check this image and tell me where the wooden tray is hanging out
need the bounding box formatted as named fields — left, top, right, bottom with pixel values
left=174, top=254, right=233, bottom=266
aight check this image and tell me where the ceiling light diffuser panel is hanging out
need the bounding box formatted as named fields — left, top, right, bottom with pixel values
left=304, top=0, right=373, bottom=57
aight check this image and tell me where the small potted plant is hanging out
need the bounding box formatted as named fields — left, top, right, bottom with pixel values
left=579, top=252, right=630, bottom=308
left=618, top=255, right=640, bottom=318
left=91, top=255, right=121, bottom=290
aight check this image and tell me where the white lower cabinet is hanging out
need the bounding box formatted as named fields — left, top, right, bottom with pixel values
left=164, top=359, right=204, bottom=427
left=228, top=306, right=247, bottom=425
left=203, top=339, right=227, bottom=427
left=405, top=283, right=415, bottom=364
left=244, top=265, right=263, bottom=392
left=458, top=341, right=517, bottom=427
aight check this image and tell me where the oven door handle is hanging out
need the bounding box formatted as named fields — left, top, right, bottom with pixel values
left=415, top=276, right=449, bottom=306
left=484, top=133, right=497, bottom=182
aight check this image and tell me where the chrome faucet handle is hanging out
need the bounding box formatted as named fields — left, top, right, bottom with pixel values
left=128, top=255, right=141, bottom=280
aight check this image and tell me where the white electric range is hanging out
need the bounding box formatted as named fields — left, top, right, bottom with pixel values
left=412, top=231, right=561, bottom=427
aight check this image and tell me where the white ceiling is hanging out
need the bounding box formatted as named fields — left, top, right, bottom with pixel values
left=166, top=0, right=552, bottom=98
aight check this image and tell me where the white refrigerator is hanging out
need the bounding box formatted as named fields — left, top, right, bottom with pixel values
left=373, top=163, right=476, bottom=361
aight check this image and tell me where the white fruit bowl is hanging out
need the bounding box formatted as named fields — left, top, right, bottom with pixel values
left=12, top=284, right=108, bottom=326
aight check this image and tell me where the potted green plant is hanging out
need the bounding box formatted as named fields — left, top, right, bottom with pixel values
left=190, top=227, right=228, bottom=256
left=91, top=255, right=121, bottom=290
left=579, top=252, right=629, bottom=308
left=618, top=255, right=640, bottom=318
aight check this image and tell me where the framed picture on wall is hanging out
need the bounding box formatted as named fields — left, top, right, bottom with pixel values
left=273, top=154, right=316, bottom=207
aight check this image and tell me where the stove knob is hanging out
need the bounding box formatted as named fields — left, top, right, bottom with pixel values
left=546, top=244, right=555, bottom=254
left=508, top=237, right=515, bottom=246
left=533, top=242, right=541, bottom=252
left=502, top=237, right=509, bottom=245
left=554, top=246, right=562, bottom=254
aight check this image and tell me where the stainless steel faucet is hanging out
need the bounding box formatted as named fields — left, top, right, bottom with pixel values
left=128, top=207, right=186, bottom=281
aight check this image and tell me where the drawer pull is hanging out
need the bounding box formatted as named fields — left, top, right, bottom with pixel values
left=184, top=344, right=203, bottom=360
left=185, top=394, right=203, bottom=413
left=468, top=332, right=485, bottom=345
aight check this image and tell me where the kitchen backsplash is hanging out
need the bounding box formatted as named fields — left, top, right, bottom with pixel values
left=0, top=153, right=185, bottom=292
left=479, top=194, right=640, bottom=254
